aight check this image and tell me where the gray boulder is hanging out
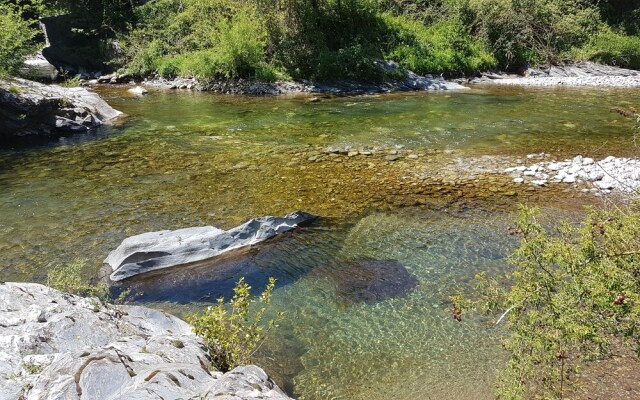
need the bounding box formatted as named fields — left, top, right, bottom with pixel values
left=0, top=78, right=121, bottom=140
left=20, top=53, right=59, bottom=81
left=0, top=282, right=293, bottom=400
left=106, top=211, right=318, bottom=282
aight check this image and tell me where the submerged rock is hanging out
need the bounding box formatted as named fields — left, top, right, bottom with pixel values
left=0, top=282, right=292, bottom=400
left=0, top=78, right=121, bottom=140
left=106, top=210, right=318, bottom=282
left=127, top=85, right=148, bottom=95
left=323, top=258, right=419, bottom=304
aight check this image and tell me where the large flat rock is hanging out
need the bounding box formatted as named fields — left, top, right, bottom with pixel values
left=0, top=282, right=293, bottom=400
left=105, top=211, right=318, bottom=282
left=0, top=78, right=121, bottom=140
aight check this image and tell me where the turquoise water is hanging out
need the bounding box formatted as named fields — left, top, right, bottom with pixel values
left=1, top=85, right=638, bottom=398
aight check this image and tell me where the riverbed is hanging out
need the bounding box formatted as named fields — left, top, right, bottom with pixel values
left=1, top=85, right=639, bottom=399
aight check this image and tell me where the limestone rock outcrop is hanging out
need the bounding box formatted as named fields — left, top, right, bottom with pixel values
left=0, top=282, right=293, bottom=400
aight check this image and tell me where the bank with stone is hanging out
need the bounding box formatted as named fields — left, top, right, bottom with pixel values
left=0, top=282, right=292, bottom=400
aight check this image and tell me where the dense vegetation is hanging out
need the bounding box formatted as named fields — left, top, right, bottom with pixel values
left=1, top=0, right=640, bottom=81
left=456, top=206, right=640, bottom=399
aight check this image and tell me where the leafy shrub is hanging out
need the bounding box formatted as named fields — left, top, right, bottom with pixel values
left=313, top=42, right=386, bottom=82
left=457, top=206, right=640, bottom=399
left=384, top=14, right=496, bottom=75
left=124, top=2, right=269, bottom=80
left=0, top=5, right=37, bottom=76
left=187, top=277, right=283, bottom=372
left=464, top=0, right=601, bottom=69
left=255, top=62, right=290, bottom=82
left=580, top=28, right=640, bottom=69
left=211, top=10, right=268, bottom=78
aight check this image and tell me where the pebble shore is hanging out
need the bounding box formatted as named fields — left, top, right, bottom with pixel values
left=482, top=76, right=640, bottom=88
left=504, top=154, right=640, bottom=194
left=472, top=61, right=640, bottom=88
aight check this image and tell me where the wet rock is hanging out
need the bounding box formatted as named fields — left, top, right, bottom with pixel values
left=0, top=78, right=122, bottom=140
left=127, top=86, right=148, bottom=95
left=324, top=259, right=419, bottom=304
left=97, top=74, right=115, bottom=84
left=105, top=210, right=318, bottom=282
left=0, top=282, right=292, bottom=400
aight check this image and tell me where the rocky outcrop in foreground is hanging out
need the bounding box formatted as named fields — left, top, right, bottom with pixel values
left=105, top=211, right=318, bottom=282
left=0, top=78, right=121, bottom=140
left=0, top=282, right=292, bottom=400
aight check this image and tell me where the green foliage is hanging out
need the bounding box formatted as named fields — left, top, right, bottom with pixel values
left=124, top=1, right=276, bottom=80
left=47, top=258, right=109, bottom=299
left=461, top=206, right=640, bottom=399
left=579, top=28, right=640, bottom=70
left=59, top=75, right=81, bottom=87
left=384, top=14, right=496, bottom=75
left=119, top=0, right=640, bottom=80
left=0, top=4, right=37, bottom=77
left=462, top=0, right=601, bottom=68
left=187, top=277, right=283, bottom=372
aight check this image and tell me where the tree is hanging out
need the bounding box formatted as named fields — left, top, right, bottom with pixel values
left=0, top=3, right=37, bottom=76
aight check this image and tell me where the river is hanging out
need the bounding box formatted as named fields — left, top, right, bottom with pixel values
left=1, top=85, right=639, bottom=399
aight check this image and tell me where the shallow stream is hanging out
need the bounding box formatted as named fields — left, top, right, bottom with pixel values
left=1, top=85, right=639, bottom=399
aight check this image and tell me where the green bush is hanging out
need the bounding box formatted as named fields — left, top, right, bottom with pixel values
left=384, top=14, right=496, bottom=75
left=463, top=0, right=601, bottom=69
left=124, top=2, right=270, bottom=80
left=187, top=277, right=283, bottom=372
left=313, top=42, right=386, bottom=82
left=580, top=29, right=640, bottom=69
left=457, top=206, right=640, bottom=399
left=0, top=5, right=37, bottom=76
left=211, top=10, right=268, bottom=78
left=255, top=62, right=290, bottom=82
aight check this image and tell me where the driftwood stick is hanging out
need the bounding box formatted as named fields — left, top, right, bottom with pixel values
left=495, top=305, right=516, bottom=326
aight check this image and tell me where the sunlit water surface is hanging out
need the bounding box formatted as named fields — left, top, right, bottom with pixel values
left=1, top=85, right=639, bottom=399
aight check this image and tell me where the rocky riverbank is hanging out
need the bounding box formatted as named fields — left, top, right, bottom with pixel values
left=0, top=78, right=121, bottom=141
left=0, top=282, right=292, bottom=400
left=88, top=61, right=466, bottom=95
left=503, top=154, right=640, bottom=194
left=471, top=61, right=640, bottom=88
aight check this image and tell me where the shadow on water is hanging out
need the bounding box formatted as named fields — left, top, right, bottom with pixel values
left=112, top=221, right=345, bottom=304
left=0, top=124, right=120, bottom=153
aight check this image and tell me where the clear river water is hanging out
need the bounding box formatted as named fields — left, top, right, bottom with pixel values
left=1, top=85, right=639, bottom=399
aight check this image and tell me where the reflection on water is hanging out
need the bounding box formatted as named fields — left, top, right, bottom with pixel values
left=1, top=86, right=638, bottom=399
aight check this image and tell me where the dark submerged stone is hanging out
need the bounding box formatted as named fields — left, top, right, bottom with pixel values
left=326, top=258, right=419, bottom=304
